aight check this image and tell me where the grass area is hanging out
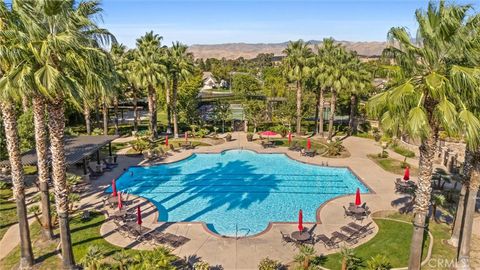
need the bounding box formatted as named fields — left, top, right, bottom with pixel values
left=392, top=145, right=416, bottom=158
left=0, top=188, right=17, bottom=240
left=23, top=166, right=37, bottom=175
left=322, top=211, right=458, bottom=270
left=0, top=212, right=142, bottom=269
left=367, top=154, right=418, bottom=176
left=354, top=132, right=375, bottom=140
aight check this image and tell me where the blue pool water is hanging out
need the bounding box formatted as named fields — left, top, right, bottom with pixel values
left=113, top=150, right=368, bottom=236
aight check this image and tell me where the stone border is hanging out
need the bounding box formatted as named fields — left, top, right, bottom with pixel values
left=106, top=148, right=377, bottom=239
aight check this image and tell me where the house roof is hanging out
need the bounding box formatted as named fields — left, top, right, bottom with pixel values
left=0, top=135, right=119, bottom=167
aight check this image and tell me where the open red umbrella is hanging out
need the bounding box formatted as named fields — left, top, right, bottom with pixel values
left=403, top=166, right=410, bottom=181
left=137, top=206, right=142, bottom=225
left=185, top=132, right=188, bottom=142
left=355, top=188, right=362, bottom=206
left=165, top=135, right=169, bottom=147
left=298, top=209, right=304, bottom=232
left=307, top=138, right=311, bottom=150
left=111, top=179, right=117, bottom=197
left=288, top=132, right=292, bottom=145
left=117, top=191, right=123, bottom=210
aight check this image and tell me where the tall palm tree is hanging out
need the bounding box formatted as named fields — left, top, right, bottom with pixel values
left=166, top=42, right=194, bottom=138
left=0, top=4, right=35, bottom=268
left=368, top=2, right=480, bottom=268
left=345, top=57, right=371, bottom=135
left=132, top=31, right=166, bottom=140
left=9, top=1, right=115, bottom=268
left=282, top=40, right=313, bottom=135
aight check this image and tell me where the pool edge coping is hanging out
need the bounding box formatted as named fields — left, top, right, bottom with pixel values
left=108, top=147, right=377, bottom=239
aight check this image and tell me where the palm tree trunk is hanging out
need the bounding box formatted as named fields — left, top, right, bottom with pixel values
left=22, top=96, right=30, bottom=113
left=94, top=100, right=100, bottom=129
left=102, top=98, right=108, bottom=135
left=456, top=147, right=479, bottom=270
left=47, top=98, right=75, bottom=269
left=32, top=96, right=53, bottom=240
left=319, top=88, right=325, bottom=137
left=84, top=100, right=91, bottom=135
left=165, top=80, right=172, bottom=134
left=113, top=97, right=119, bottom=135
left=132, top=85, right=138, bottom=133
left=408, top=131, right=438, bottom=269
left=327, top=89, right=337, bottom=140
left=147, top=85, right=157, bottom=140
left=449, top=148, right=473, bottom=247
left=172, top=76, right=179, bottom=138
left=1, top=101, right=34, bottom=269
left=296, top=80, right=302, bottom=135
left=348, top=94, right=357, bottom=135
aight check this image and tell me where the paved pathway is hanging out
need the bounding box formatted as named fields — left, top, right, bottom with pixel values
left=1, top=132, right=477, bottom=269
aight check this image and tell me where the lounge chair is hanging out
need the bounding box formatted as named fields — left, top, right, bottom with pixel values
left=316, top=234, right=339, bottom=249
left=288, top=142, right=299, bottom=151
left=332, top=231, right=358, bottom=245
left=348, top=222, right=373, bottom=235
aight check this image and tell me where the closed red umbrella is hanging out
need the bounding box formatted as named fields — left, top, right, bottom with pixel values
left=111, top=179, right=117, bottom=197
left=307, top=138, right=311, bottom=150
left=355, top=188, right=361, bottom=206
left=298, top=209, right=304, bottom=232
left=165, top=135, right=169, bottom=147
left=185, top=132, right=188, bottom=142
left=403, top=166, right=410, bottom=181
left=117, top=191, right=123, bottom=210
left=288, top=132, right=292, bottom=145
left=137, top=206, right=142, bottom=225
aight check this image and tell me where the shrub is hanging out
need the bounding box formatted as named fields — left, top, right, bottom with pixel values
left=326, top=139, right=345, bottom=157
left=366, top=254, right=392, bottom=270
left=378, top=150, right=389, bottom=158
left=131, top=137, right=149, bottom=153
left=225, top=133, right=232, bottom=142
left=359, top=122, right=371, bottom=133
left=258, top=257, right=282, bottom=270
left=196, top=128, right=209, bottom=138
left=193, top=261, right=210, bottom=270
left=400, top=157, right=409, bottom=169
left=272, top=125, right=288, bottom=138
left=91, top=128, right=103, bottom=135
left=246, top=133, right=254, bottom=142
left=372, top=128, right=381, bottom=142
left=0, top=181, right=10, bottom=189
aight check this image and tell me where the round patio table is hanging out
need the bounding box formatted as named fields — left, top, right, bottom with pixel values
left=349, top=206, right=366, bottom=215
left=291, top=231, right=311, bottom=241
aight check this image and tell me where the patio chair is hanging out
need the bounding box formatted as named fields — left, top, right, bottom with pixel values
left=103, top=158, right=118, bottom=168
left=288, top=142, right=299, bottom=151
left=348, top=222, right=374, bottom=236
left=332, top=231, right=358, bottom=245
left=280, top=231, right=296, bottom=246
left=316, top=234, right=339, bottom=249
left=340, top=225, right=358, bottom=236
left=343, top=206, right=353, bottom=218
left=169, top=144, right=179, bottom=152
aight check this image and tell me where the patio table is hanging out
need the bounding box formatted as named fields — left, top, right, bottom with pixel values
left=111, top=209, right=127, bottom=218
left=348, top=206, right=367, bottom=215
left=291, top=231, right=311, bottom=242
left=305, top=149, right=315, bottom=157
left=125, top=221, right=148, bottom=234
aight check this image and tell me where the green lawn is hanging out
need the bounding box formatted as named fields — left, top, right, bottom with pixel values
left=0, top=188, right=17, bottom=240
left=0, top=212, right=142, bottom=269
left=367, top=154, right=418, bottom=176
left=323, top=218, right=429, bottom=269
left=392, top=145, right=416, bottom=158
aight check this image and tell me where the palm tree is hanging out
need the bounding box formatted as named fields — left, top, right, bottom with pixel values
left=345, top=57, right=372, bottom=135
left=132, top=31, right=166, bottom=140
left=282, top=40, right=313, bottom=135
left=80, top=245, right=104, bottom=270
left=0, top=100, right=34, bottom=268
left=368, top=2, right=480, bottom=268
left=166, top=42, right=194, bottom=138
left=0, top=4, right=35, bottom=267
left=294, top=245, right=316, bottom=270
left=9, top=1, right=115, bottom=268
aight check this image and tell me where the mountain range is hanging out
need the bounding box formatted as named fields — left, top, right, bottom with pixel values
left=187, top=40, right=387, bottom=59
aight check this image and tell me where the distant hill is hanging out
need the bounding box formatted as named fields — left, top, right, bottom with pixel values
left=187, top=40, right=387, bottom=59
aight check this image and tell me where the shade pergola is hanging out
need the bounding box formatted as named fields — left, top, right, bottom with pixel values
left=0, top=135, right=119, bottom=174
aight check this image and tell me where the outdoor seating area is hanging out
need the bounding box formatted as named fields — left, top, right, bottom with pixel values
left=261, top=140, right=276, bottom=148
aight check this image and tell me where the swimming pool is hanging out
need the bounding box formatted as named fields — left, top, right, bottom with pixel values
left=113, top=149, right=368, bottom=236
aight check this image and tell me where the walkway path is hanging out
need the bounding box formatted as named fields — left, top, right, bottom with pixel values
left=1, top=132, right=476, bottom=268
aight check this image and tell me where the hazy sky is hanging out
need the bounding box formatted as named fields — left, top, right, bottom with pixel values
left=99, top=0, right=475, bottom=48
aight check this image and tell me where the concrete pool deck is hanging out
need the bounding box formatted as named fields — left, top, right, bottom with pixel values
left=1, top=132, right=474, bottom=268
left=99, top=133, right=414, bottom=268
